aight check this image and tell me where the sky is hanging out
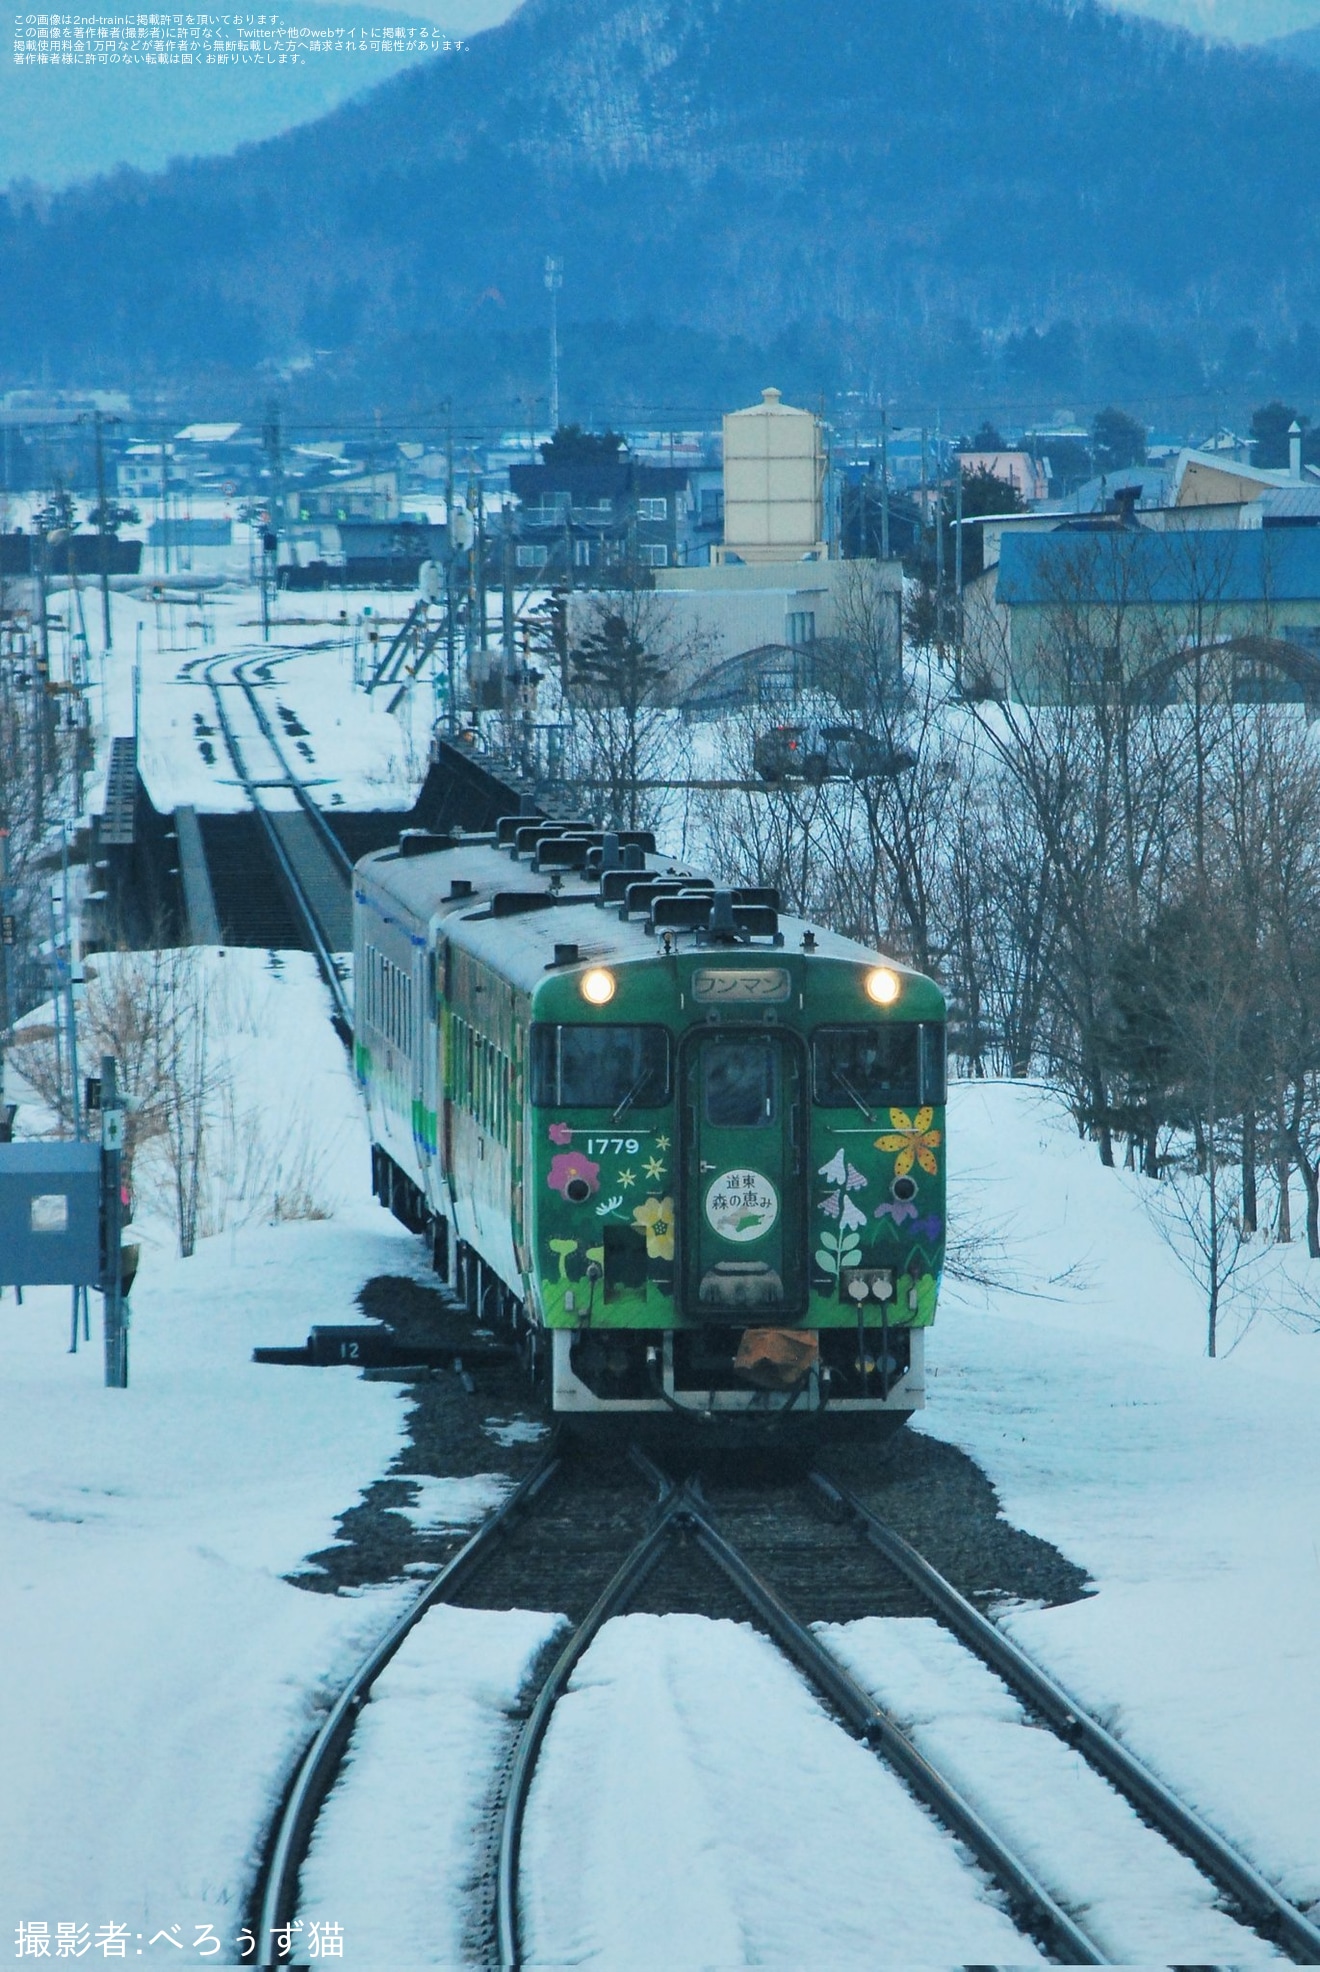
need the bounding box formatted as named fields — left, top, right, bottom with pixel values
left=364, top=0, right=1320, bottom=32
left=429, top=0, right=1320, bottom=40
left=1113, top=0, right=1320, bottom=38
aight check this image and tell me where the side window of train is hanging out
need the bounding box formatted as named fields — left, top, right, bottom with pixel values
left=529, top=1025, right=672, bottom=1108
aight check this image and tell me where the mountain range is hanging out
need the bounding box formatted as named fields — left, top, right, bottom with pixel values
left=1271, top=21, right=1320, bottom=60
left=4, top=0, right=1320, bottom=415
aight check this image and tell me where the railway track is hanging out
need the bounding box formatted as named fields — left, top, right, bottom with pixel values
left=657, top=1457, right=1320, bottom=1969
left=250, top=1432, right=1320, bottom=1969
left=809, top=1465, right=1320, bottom=1965
left=203, top=651, right=354, bottom=1031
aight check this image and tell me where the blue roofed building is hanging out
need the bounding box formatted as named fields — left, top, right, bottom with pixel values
left=973, top=524, right=1320, bottom=706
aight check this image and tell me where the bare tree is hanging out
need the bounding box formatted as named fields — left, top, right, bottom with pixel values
left=561, top=573, right=696, bottom=834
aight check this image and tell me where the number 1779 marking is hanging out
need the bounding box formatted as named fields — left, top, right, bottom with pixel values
left=586, top=1137, right=640, bottom=1156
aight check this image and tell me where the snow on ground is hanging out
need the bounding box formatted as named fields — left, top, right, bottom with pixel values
left=0, top=949, right=438, bottom=1957
left=520, top=1613, right=1044, bottom=1968
left=0, top=1215, right=424, bottom=1958
left=88, top=580, right=436, bottom=818
left=9, top=948, right=371, bottom=1251
left=913, top=1078, right=1320, bottom=1916
left=391, top=1473, right=512, bottom=1534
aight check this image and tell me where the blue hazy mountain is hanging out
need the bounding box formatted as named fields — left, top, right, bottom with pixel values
left=1269, top=21, right=1320, bottom=60
left=4, top=0, right=1320, bottom=407
left=0, top=0, right=450, bottom=187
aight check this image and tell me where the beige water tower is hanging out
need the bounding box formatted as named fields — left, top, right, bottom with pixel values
left=716, top=386, right=826, bottom=563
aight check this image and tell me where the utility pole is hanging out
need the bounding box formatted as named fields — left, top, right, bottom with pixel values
left=93, top=410, right=113, bottom=652
left=159, top=437, right=171, bottom=576
left=544, top=257, right=563, bottom=433
left=445, top=411, right=457, bottom=735
left=502, top=512, right=515, bottom=680
left=471, top=475, right=486, bottom=659
left=34, top=508, right=50, bottom=828
left=261, top=401, right=283, bottom=640
left=934, top=422, right=945, bottom=596
left=879, top=399, right=891, bottom=561
left=954, top=461, right=964, bottom=672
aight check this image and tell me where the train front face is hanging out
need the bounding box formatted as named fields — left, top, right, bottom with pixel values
left=526, top=946, right=946, bottom=1430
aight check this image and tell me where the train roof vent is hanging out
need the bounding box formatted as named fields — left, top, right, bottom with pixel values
left=620, top=876, right=713, bottom=920
left=447, top=878, right=474, bottom=900
left=651, top=892, right=715, bottom=933
left=650, top=888, right=783, bottom=946
left=509, top=820, right=591, bottom=859
left=533, top=835, right=593, bottom=871
left=496, top=812, right=544, bottom=848
left=399, top=828, right=457, bottom=857
left=551, top=942, right=580, bottom=967
left=490, top=891, right=561, bottom=918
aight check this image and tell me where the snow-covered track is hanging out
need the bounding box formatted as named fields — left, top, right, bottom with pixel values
left=204, top=652, right=353, bottom=1033
left=250, top=1446, right=565, bottom=1969
left=492, top=1461, right=696, bottom=1970
left=628, top=1454, right=1106, bottom=1967
left=812, top=1466, right=1320, bottom=1965
left=233, top=657, right=355, bottom=886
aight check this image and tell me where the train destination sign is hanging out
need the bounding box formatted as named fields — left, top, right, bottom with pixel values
left=692, top=967, right=790, bottom=1003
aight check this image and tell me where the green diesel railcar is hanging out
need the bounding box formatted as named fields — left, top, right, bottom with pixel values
left=355, top=818, right=946, bottom=1434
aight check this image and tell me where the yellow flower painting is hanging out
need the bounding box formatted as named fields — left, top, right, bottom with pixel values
left=875, top=1106, right=941, bottom=1177
left=632, top=1195, right=675, bottom=1261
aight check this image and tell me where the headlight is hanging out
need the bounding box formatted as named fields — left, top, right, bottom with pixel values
left=580, top=967, right=616, bottom=1005
left=865, top=966, right=901, bottom=1006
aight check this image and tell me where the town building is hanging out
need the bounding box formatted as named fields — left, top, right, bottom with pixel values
left=968, top=524, right=1320, bottom=705
left=507, top=455, right=688, bottom=576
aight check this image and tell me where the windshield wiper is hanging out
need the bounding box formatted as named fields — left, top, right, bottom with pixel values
left=612, top=1070, right=650, bottom=1123
left=831, top=1065, right=874, bottom=1122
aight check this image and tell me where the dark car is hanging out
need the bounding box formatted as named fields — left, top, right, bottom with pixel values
left=753, top=723, right=916, bottom=784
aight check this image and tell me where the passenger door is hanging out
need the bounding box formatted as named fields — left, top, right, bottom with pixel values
left=681, top=1030, right=804, bottom=1319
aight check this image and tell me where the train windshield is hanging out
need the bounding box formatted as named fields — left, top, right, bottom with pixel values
left=530, top=1024, right=672, bottom=1110
left=812, top=1023, right=946, bottom=1110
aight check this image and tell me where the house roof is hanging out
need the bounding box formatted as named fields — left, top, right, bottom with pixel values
left=1262, top=486, right=1320, bottom=521
left=996, top=526, right=1320, bottom=606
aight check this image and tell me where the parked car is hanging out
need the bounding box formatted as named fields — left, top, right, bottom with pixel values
left=753, top=723, right=916, bottom=784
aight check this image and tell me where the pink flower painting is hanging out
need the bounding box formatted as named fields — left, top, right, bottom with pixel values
left=547, top=1121, right=573, bottom=1145
left=547, top=1151, right=601, bottom=1202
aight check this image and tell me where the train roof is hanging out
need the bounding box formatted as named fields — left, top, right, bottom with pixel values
left=355, top=822, right=939, bottom=1005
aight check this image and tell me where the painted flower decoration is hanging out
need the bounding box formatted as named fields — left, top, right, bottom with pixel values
left=839, top=1195, right=868, bottom=1232
left=547, top=1150, right=600, bottom=1201
left=633, top=1195, right=675, bottom=1261
left=819, top=1189, right=842, bottom=1220
left=547, top=1121, right=573, bottom=1145
left=875, top=1107, right=942, bottom=1178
